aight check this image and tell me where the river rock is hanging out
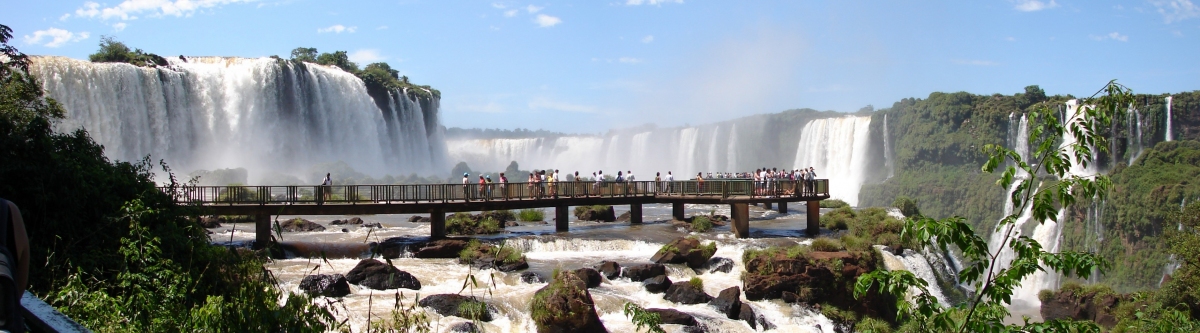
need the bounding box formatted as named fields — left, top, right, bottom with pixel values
left=739, top=303, right=758, bottom=329
left=447, top=322, right=479, bottom=333
left=709, top=286, right=742, bottom=319
left=742, top=248, right=895, bottom=321
left=651, top=237, right=715, bottom=269
left=705, top=257, right=734, bottom=273
left=331, top=217, right=365, bottom=225
left=410, top=239, right=470, bottom=258
left=458, top=242, right=529, bottom=272
left=642, top=275, right=671, bottom=293
left=419, top=294, right=495, bottom=322
left=520, top=271, right=545, bottom=284
left=363, top=222, right=383, bottom=228
left=645, top=308, right=697, bottom=326
left=616, top=211, right=631, bottom=222
left=298, top=274, right=351, bottom=297
left=408, top=215, right=431, bottom=223
left=280, top=217, right=326, bottom=232
left=574, top=268, right=602, bottom=288
left=345, top=259, right=421, bottom=291
left=621, top=263, right=666, bottom=282
left=664, top=281, right=712, bottom=304
left=594, top=261, right=621, bottom=279
left=1040, top=286, right=1128, bottom=327
left=530, top=271, right=608, bottom=333
left=199, top=216, right=222, bottom=228
left=575, top=206, right=616, bottom=222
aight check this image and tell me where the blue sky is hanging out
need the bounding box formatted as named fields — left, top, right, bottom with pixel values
left=6, top=0, right=1200, bottom=133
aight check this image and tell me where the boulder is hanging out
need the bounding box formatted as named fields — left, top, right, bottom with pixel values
left=411, top=239, right=470, bottom=258
left=458, top=242, right=529, bottom=272
left=280, top=218, right=326, bottom=232
left=616, top=211, right=632, bottom=222
left=332, top=217, right=365, bottom=225
left=298, top=274, right=351, bottom=298
left=621, top=264, right=666, bottom=282
left=446, top=322, right=479, bottom=333
left=574, top=268, right=602, bottom=288
left=345, top=259, right=421, bottom=291
left=705, top=257, right=734, bottom=273
left=594, top=261, right=621, bottom=279
left=199, top=216, right=222, bottom=228
left=642, top=275, right=672, bottom=293
left=363, top=222, right=383, bottom=228
left=664, top=281, right=712, bottom=304
left=742, top=248, right=895, bottom=322
left=530, top=272, right=608, bottom=333
left=418, top=294, right=495, bottom=322
left=651, top=237, right=715, bottom=269
left=709, top=286, right=741, bottom=319
left=520, top=271, right=545, bottom=284
left=408, top=215, right=432, bottom=223
left=645, top=308, right=696, bottom=326
left=1040, top=286, right=1129, bottom=328
left=738, top=303, right=757, bottom=329
left=341, top=228, right=349, bottom=233
left=575, top=206, right=616, bottom=222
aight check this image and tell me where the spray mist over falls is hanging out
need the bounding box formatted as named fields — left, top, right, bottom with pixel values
left=30, top=56, right=447, bottom=180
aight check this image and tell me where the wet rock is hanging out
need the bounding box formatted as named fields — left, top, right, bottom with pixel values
left=199, top=216, right=222, bottom=228
left=574, top=206, right=616, bottom=222
left=574, top=268, right=602, bottom=288
left=621, top=263, right=666, bottom=282
left=1041, top=286, right=1129, bottom=327
left=651, top=237, right=716, bottom=269
left=616, top=211, right=632, bottom=222
left=520, top=271, right=545, bottom=284
left=362, top=222, right=383, bottom=228
left=739, top=303, right=757, bottom=329
left=781, top=291, right=801, bottom=303
left=646, top=308, right=696, bottom=326
left=705, top=257, right=734, bottom=273
left=664, top=281, right=712, bottom=304
left=458, top=242, right=529, bottom=272
left=642, top=275, right=672, bottom=293
left=345, top=259, right=421, bottom=291
left=419, top=294, right=495, bottom=322
left=341, top=228, right=349, bottom=233
left=410, top=239, right=470, bottom=258
left=594, top=261, right=621, bottom=279
left=446, top=322, right=479, bottom=333
left=408, top=215, right=431, bottom=223
left=530, top=271, right=608, bottom=333
left=709, top=286, right=742, bottom=319
left=742, top=248, right=896, bottom=322
left=279, top=217, right=326, bottom=232
left=347, top=217, right=364, bottom=224
left=298, top=274, right=351, bottom=298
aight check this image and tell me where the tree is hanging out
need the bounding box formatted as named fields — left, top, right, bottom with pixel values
left=290, top=47, right=317, bottom=63
left=86, top=36, right=167, bottom=67
left=893, top=196, right=920, bottom=218
left=856, top=81, right=1133, bottom=332
left=315, top=50, right=358, bottom=73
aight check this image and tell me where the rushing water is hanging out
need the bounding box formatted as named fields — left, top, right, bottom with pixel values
left=790, top=116, right=873, bottom=206
left=1128, top=107, right=1144, bottom=165
left=29, top=56, right=447, bottom=180
left=1165, top=96, right=1174, bottom=142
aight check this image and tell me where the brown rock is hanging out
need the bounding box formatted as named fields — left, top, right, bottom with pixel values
left=664, top=281, right=712, bottom=304
left=530, top=272, right=608, bottom=333
left=646, top=308, right=696, bottom=326
left=594, top=261, right=621, bottom=279
left=621, top=264, right=666, bottom=282
left=345, top=259, right=421, bottom=291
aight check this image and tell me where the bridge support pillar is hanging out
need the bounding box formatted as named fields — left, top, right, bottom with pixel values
left=254, top=213, right=270, bottom=250
left=730, top=203, right=750, bottom=238
left=778, top=202, right=787, bottom=214
left=556, top=206, right=569, bottom=232
left=806, top=201, right=820, bottom=237
left=764, top=202, right=773, bottom=209
left=630, top=204, right=643, bottom=224
left=672, top=203, right=685, bottom=221
left=431, top=209, right=446, bottom=239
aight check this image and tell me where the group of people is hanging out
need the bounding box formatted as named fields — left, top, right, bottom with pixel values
left=455, top=167, right=820, bottom=201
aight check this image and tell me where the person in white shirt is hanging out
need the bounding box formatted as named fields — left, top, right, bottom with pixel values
left=320, top=173, right=332, bottom=203
left=666, top=171, right=674, bottom=193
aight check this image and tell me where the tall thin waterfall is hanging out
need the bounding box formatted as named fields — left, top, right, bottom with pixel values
left=986, top=114, right=1036, bottom=301
left=1165, top=96, right=1174, bottom=142
left=883, top=113, right=895, bottom=179
left=791, top=116, right=873, bottom=205
left=29, top=56, right=447, bottom=179
left=1128, top=107, right=1144, bottom=165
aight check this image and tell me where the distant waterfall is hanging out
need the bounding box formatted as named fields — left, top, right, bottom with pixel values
left=1166, top=96, right=1174, bottom=142
left=1128, top=107, right=1144, bottom=165
left=987, top=113, right=1040, bottom=308
left=791, top=116, right=873, bottom=205
left=29, top=56, right=447, bottom=179
left=883, top=113, right=895, bottom=179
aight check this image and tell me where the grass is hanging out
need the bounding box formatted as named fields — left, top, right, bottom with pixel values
left=457, top=300, right=489, bottom=321
left=691, top=215, right=713, bottom=232
left=688, top=277, right=704, bottom=289
left=446, top=213, right=501, bottom=235
left=459, top=240, right=525, bottom=266
left=517, top=208, right=545, bottom=222
left=698, top=241, right=717, bottom=258
left=811, top=237, right=845, bottom=252
left=820, top=199, right=850, bottom=209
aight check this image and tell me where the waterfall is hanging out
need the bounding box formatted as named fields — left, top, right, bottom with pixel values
left=29, top=56, right=446, bottom=179
left=1161, top=197, right=1187, bottom=286
left=1165, top=96, right=1174, bottom=142
left=791, top=116, right=873, bottom=205
left=1128, top=107, right=1144, bottom=165
left=883, top=113, right=895, bottom=179
left=878, top=247, right=951, bottom=306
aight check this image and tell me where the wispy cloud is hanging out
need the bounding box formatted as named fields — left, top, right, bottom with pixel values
left=952, top=59, right=1000, bottom=66
left=1012, top=0, right=1058, bottom=12
left=526, top=5, right=543, bottom=13
left=1090, top=32, right=1129, bottom=41
left=318, top=24, right=357, bottom=33
left=618, top=57, right=642, bottom=64
left=70, top=0, right=254, bottom=20
left=348, top=49, right=387, bottom=64
left=529, top=97, right=598, bottom=113
left=376, top=25, right=388, bottom=30
left=504, top=9, right=518, bottom=17
left=625, top=0, right=683, bottom=6
left=1150, top=0, right=1200, bottom=23
left=641, top=35, right=654, bottom=43
left=491, top=2, right=506, bottom=9
left=23, top=28, right=90, bottom=48
left=113, top=22, right=127, bottom=32
left=534, top=14, right=561, bottom=27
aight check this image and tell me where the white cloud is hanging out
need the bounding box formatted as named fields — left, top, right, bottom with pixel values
left=348, top=49, right=387, bottom=64
left=641, top=35, right=654, bottom=43
left=318, top=24, right=357, bottom=33
left=1090, top=32, right=1129, bottom=41
left=529, top=97, right=598, bottom=113
left=534, top=14, right=561, bottom=27
left=1150, top=0, right=1200, bottom=23
left=113, top=22, right=127, bottom=32
left=625, top=0, right=683, bottom=6
left=618, top=57, right=642, bottom=64
left=23, top=28, right=90, bottom=48
left=71, top=0, right=254, bottom=20
left=526, top=5, right=543, bottom=13
left=376, top=25, right=388, bottom=30
left=952, top=59, right=1000, bottom=66
left=59, top=13, right=71, bottom=21
left=504, top=9, right=518, bottom=17
left=491, top=2, right=506, bottom=9
left=1012, top=0, right=1058, bottom=12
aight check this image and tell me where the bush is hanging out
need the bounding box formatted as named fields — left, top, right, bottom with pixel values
left=518, top=208, right=545, bottom=222
left=892, top=196, right=921, bottom=217
left=88, top=36, right=167, bottom=67
left=446, top=213, right=501, bottom=235
left=692, top=215, right=713, bottom=232
left=855, top=316, right=894, bottom=333
left=811, top=237, right=845, bottom=252
left=1038, top=289, right=1055, bottom=303
left=820, top=199, right=850, bottom=209
left=688, top=277, right=704, bottom=289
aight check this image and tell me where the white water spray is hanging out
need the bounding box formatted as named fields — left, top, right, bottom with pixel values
left=1165, top=96, right=1174, bottom=142
left=791, top=116, right=873, bottom=205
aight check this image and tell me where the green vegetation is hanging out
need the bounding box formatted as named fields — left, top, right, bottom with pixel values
left=368, top=292, right=432, bottom=333
left=2, top=25, right=335, bottom=331
left=87, top=36, right=167, bottom=67
left=824, top=206, right=912, bottom=251
left=458, top=240, right=525, bottom=267
left=574, top=205, right=611, bottom=216
left=518, top=208, right=545, bottom=222
left=445, top=212, right=501, bottom=235
left=697, top=239, right=717, bottom=259
left=289, top=47, right=440, bottom=99
left=691, top=215, right=713, bottom=232
left=855, top=316, right=894, bottom=333
left=622, top=302, right=666, bottom=333
left=811, top=237, right=845, bottom=252
left=820, top=199, right=850, bottom=209
left=893, top=196, right=920, bottom=217
left=687, top=277, right=704, bottom=289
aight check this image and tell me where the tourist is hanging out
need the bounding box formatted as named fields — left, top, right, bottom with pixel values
left=462, top=173, right=471, bottom=201
left=549, top=170, right=557, bottom=198
left=321, top=173, right=332, bottom=203
left=478, top=175, right=487, bottom=201
left=0, top=199, right=29, bottom=314
left=528, top=173, right=535, bottom=199
left=697, top=172, right=705, bottom=193
left=666, top=171, right=674, bottom=193
left=573, top=171, right=581, bottom=197
left=655, top=172, right=662, bottom=193
left=499, top=172, right=509, bottom=200
left=616, top=171, right=624, bottom=182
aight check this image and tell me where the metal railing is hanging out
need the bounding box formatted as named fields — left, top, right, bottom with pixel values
left=158, top=179, right=829, bottom=206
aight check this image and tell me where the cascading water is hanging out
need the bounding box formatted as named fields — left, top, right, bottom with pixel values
left=883, top=113, right=895, bottom=180
left=29, top=56, right=447, bottom=179
left=791, top=116, right=873, bottom=205
left=1128, top=107, right=1144, bottom=165
left=1160, top=197, right=1187, bottom=287
left=1165, top=96, right=1174, bottom=142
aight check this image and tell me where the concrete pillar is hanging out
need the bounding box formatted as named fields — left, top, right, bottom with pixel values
left=630, top=204, right=643, bottom=224
left=431, top=209, right=446, bottom=239
left=254, top=213, right=271, bottom=249
left=672, top=202, right=686, bottom=221
left=730, top=203, right=750, bottom=238
left=778, top=202, right=788, bottom=214
left=556, top=205, right=570, bottom=232
left=764, top=202, right=773, bottom=209
left=807, top=201, right=820, bottom=237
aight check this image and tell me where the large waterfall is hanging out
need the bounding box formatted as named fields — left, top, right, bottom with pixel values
left=29, top=56, right=447, bottom=180
left=791, top=116, right=873, bottom=206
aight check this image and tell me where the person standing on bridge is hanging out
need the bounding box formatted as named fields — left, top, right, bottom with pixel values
left=321, top=173, right=332, bottom=203
left=478, top=175, right=487, bottom=201
left=654, top=172, right=661, bottom=193
left=462, top=173, right=472, bottom=201
left=666, top=171, right=674, bottom=193
left=499, top=173, right=509, bottom=200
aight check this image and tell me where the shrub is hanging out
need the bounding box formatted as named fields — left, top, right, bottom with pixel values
left=820, top=199, right=850, bottom=209
left=854, top=316, right=894, bottom=333
left=1038, top=289, right=1055, bottom=303
left=688, top=277, right=704, bottom=289
left=517, top=208, right=545, bottom=221
left=88, top=36, right=168, bottom=67
left=840, top=234, right=869, bottom=252
left=892, top=196, right=921, bottom=217
left=785, top=245, right=811, bottom=259
left=811, top=237, right=845, bottom=252
left=698, top=241, right=717, bottom=258
left=692, top=215, right=713, bottom=232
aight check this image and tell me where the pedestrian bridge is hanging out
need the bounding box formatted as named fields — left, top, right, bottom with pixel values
left=159, top=179, right=830, bottom=246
